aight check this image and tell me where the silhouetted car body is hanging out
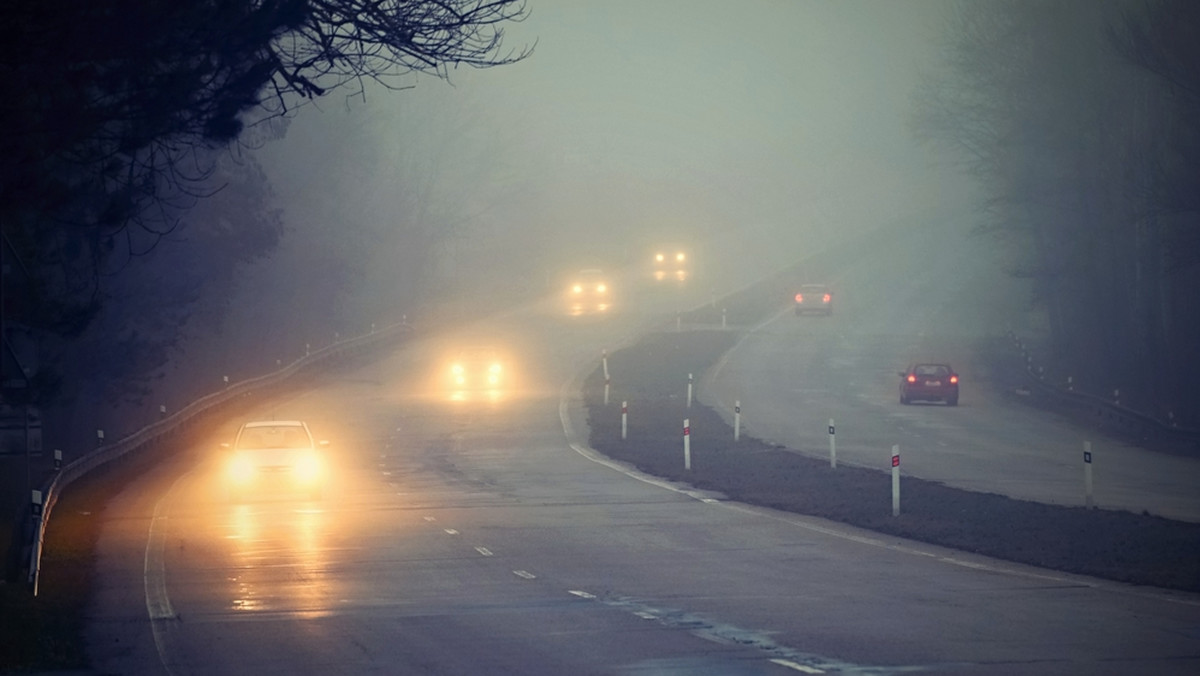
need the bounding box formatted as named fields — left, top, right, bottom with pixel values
left=899, top=363, right=959, bottom=406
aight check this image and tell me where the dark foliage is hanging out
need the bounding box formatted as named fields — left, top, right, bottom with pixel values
left=0, top=0, right=529, bottom=404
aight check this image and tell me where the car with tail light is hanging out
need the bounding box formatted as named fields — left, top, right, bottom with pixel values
left=898, top=363, right=959, bottom=406
left=223, top=420, right=329, bottom=500
left=794, top=284, right=833, bottom=315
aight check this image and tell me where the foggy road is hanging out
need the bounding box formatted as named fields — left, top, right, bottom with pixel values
left=81, top=283, right=1200, bottom=675
left=700, top=222, right=1200, bottom=522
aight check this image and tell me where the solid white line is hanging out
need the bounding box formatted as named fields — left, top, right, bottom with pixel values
left=770, top=658, right=825, bottom=673
left=144, top=471, right=192, bottom=676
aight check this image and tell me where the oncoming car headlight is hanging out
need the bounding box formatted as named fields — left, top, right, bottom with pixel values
left=294, top=453, right=322, bottom=483
left=229, top=454, right=255, bottom=483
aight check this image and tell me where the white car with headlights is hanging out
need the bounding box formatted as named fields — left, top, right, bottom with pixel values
left=567, top=268, right=612, bottom=315
left=223, top=420, right=328, bottom=500
left=450, top=347, right=505, bottom=389
left=652, top=246, right=689, bottom=282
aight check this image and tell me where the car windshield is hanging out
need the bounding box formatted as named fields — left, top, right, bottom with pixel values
left=914, top=365, right=950, bottom=377
left=237, top=425, right=310, bottom=449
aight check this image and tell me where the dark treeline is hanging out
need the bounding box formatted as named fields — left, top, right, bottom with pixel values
left=0, top=0, right=529, bottom=409
left=915, top=0, right=1200, bottom=425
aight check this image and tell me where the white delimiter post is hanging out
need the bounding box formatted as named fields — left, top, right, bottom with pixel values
left=828, top=419, right=837, bottom=468
left=686, top=373, right=693, bottom=408
left=891, top=445, right=901, bottom=516
left=621, top=401, right=628, bottom=440
left=734, top=400, right=741, bottom=442
left=683, top=418, right=691, bottom=470
left=1084, top=441, right=1094, bottom=509
left=603, top=349, right=611, bottom=406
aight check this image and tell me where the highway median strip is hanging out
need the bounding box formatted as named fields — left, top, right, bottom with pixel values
left=583, top=329, right=1200, bottom=593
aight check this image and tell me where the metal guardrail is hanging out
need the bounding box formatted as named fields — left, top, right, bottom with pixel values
left=23, top=319, right=412, bottom=594
left=1005, top=329, right=1200, bottom=446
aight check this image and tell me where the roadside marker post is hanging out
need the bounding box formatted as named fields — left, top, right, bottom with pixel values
left=604, top=377, right=610, bottom=406
left=602, top=349, right=609, bottom=380
left=621, top=401, right=628, bottom=440
left=722, top=308, right=727, bottom=329
left=683, top=418, right=691, bottom=471
left=734, top=400, right=741, bottom=442
left=1084, top=441, right=1094, bottom=509
left=686, top=373, right=693, bottom=409
left=891, top=445, right=900, bottom=516
left=828, top=419, right=837, bottom=468
left=53, top=449, right=62, bottom=472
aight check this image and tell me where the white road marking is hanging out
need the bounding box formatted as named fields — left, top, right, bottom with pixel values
left=568, top=590, right=596, bottom=599
left=444, top=528, right=459, bottom=535
left=770, top=658, right=825, bottom=673
left=512, top=570, right=536, bottom=579
left=423, top=516, right=436, bottom=522
left=144, top=471, right=193, bottom=676
left=474, top=546, right=493, bottom=557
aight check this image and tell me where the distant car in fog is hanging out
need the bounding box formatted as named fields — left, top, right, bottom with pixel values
left=450, top=346, right=505, bottom=389
left=652, top=246, right=690, bottom=282
left=794, top=284, right=833, bottom=315
left=567, top=268, right=612, bottom=315
left=223, top=420, right=329, bottom=500
left=899, top=363, right=959, bottom=406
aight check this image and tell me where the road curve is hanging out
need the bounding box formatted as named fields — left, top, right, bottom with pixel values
left=78, top=294, right=1200, bottom=675
left=700, top=223, right=1200, bottom=522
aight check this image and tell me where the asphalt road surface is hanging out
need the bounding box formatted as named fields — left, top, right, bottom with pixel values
left=78, top=228, right=1200, bottom=675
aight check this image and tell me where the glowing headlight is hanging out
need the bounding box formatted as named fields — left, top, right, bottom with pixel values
left=596, top=284, right=607, bottom=293
left=676, top=252, right=685, bottom=261
left=452, top=364, right=464, bottom=375
left=572, top=284, right=583, bottom=293
left=655, top=253, right=664, bottom=262
left=294, top=454, right=321, bottom=482
left=489, top=363, right=502, bottom=374
left=230, top=454, right=255, bottom=483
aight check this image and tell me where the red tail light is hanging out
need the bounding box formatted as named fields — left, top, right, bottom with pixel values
left=794, top=293, right=803, bottom=303
left=906, top=374, right=916, bottom=383
left=823, top=293, right=831, bottom=303
left=950, top=375, right=959, bottom=384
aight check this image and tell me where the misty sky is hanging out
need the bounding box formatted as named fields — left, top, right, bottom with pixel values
left=254, top=0, right=967, bottom=299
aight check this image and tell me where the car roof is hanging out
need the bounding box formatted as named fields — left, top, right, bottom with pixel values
left=909, top=363, right=954, bottom=370
left=800, top=283, right=829, bottom=289
left=241, top=420, right=306, bottom=428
